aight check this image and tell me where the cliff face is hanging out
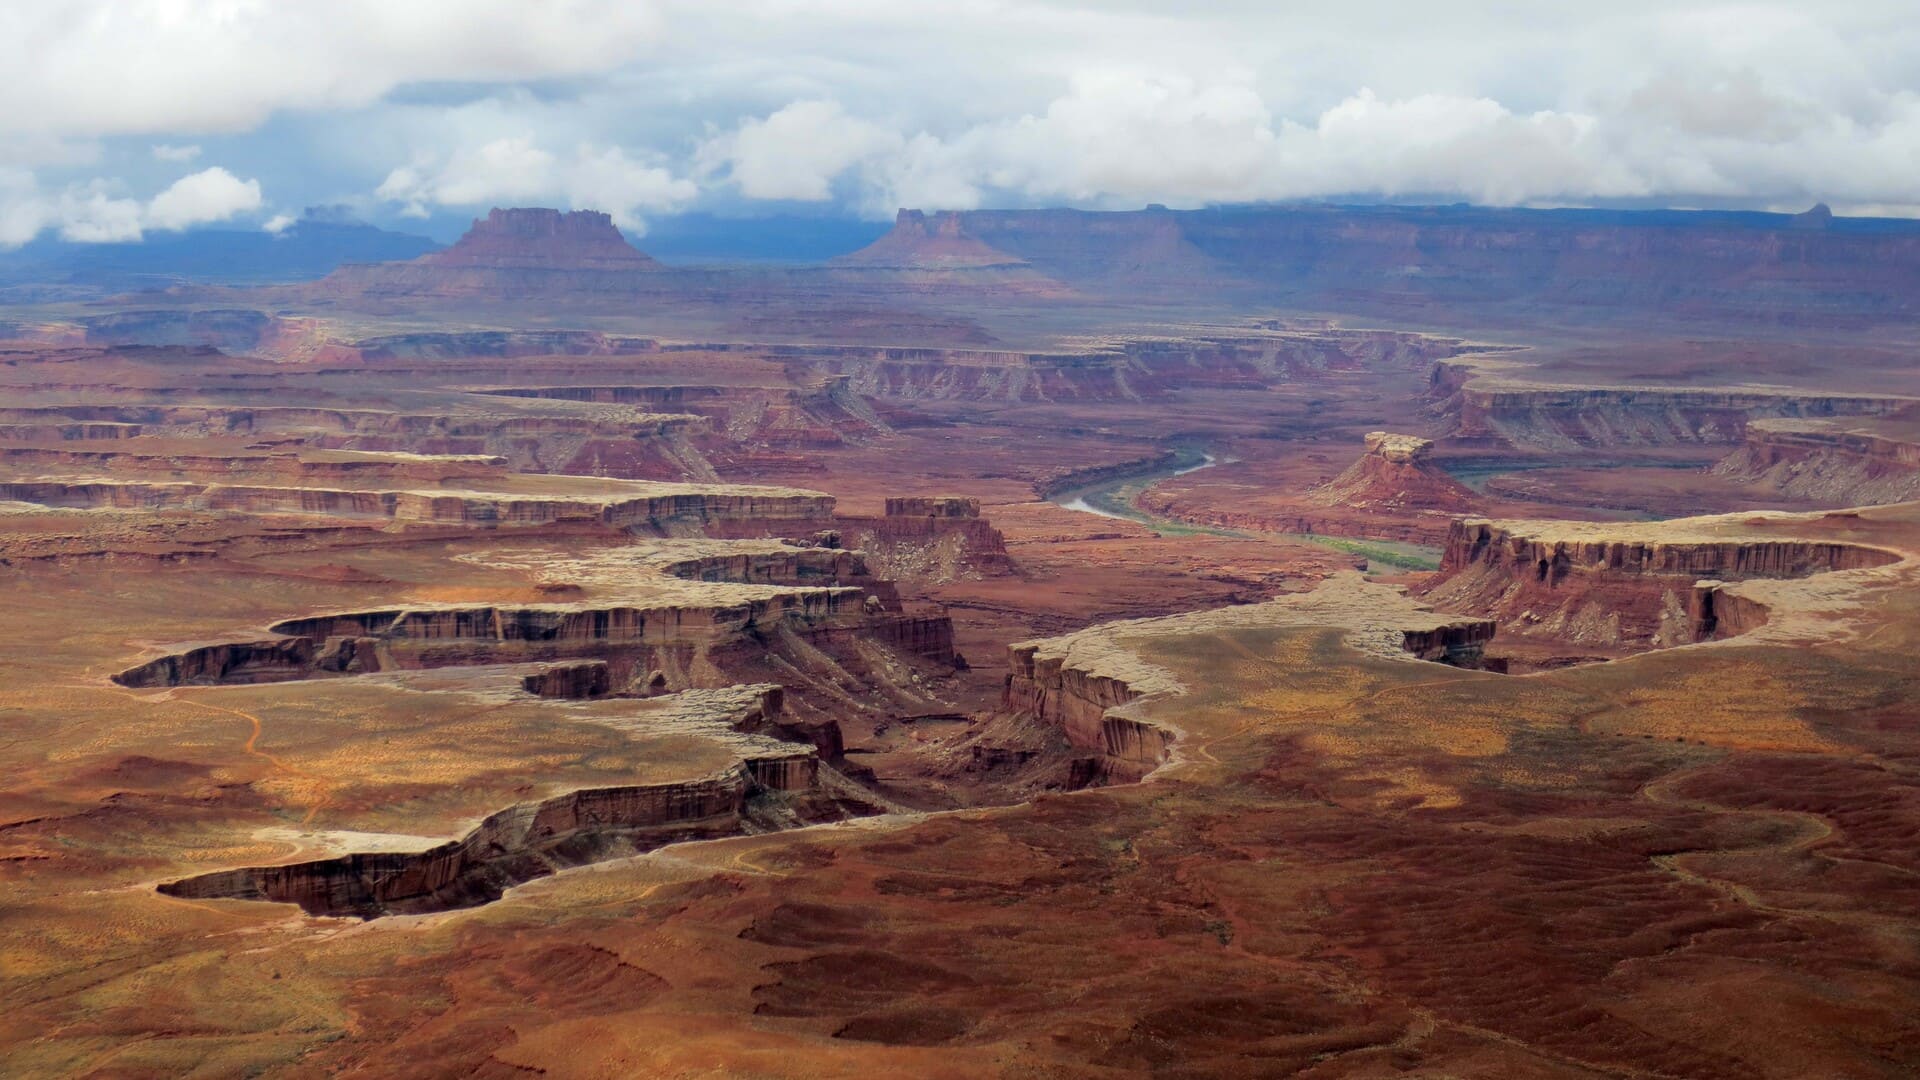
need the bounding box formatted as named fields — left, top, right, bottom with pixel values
left=1712, top=419, right=1920, bottom=505
left=1431, top=363, right=1913, bottom=450
left=0, top=478, right=833, bottom=532
left=157, top=695, right=868, bottom=920
left=1421, top=518, right=1901, bottom=648
left=835, top=496, right=1012, bottom=581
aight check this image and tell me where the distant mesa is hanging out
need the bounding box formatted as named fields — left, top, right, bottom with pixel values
left=1790, top=202, right=1835, bottom=230
left=833, top=209, right=1031, bottom=269
left=306, top=207, right=668, bottom=302
left=1308, top=431, right=1477, bottom=510
left=422, top=208, right=662, bottom=272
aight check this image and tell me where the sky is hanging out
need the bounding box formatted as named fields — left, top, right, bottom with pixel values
left=3, top=0, right=1920, bottom=245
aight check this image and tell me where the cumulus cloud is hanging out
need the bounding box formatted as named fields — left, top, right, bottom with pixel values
left=700, top=63, right=1920, bottom=218
left=146, top=167, right=263, bottom=230
left=11, top=2, right=1920, bottom=219
left=0, top=166, right=267, bottom=246
left=377, top=137, right=695, bottom=230
left=0, top=1, right=663, bottom=142
left=699, top=100, right=903, bottom=201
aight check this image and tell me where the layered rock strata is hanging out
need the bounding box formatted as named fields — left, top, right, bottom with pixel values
left=1432, top=361, right=1914, bottom=450
left=1712, top=417, right=1920, bottom=504
left=1, top=478, right=829, bottom=532
left=1423, top=516, right=1902, bottom=648
left=835, top=495, right=1011, bottom=581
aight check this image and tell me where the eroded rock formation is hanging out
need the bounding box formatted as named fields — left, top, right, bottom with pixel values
left=1422, top=516, right=1901, bottom=648
left=157, top=688, right=877, bottom=918
left=1712, top=417, right=1920, bottom=505
left=1307, top=432, right=1477, bottom=510
left=1432, top=361, right=1913, bottom=450
left=835, top=496, right=1012, bottom=582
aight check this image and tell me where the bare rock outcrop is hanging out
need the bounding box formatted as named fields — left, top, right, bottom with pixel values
left=1307, top=432, right=1477, bottom=510
left=836, top=495, right=1011, bottom=582
left=1422, top=516, right=1902, bottom=648
left=1431, top=361, right=1914, bottom=450
left=1712, top=417, right=1920, bottom=505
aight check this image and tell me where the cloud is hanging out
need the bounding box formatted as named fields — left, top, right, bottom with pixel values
left=0, top=166, right=267, bottom=246
left=146, top=167, right=263, bottom=230
left=377, top=137, right=695, bottom=230
left=262, top=213, right=297, bottom=234
left=0, top=2, right=664, bottom=141
left=705, top=62, right=1920, bottom=217
left=151, top=144, right=202, bottom=163
left=11, top=3, right=1920, bottom=219
left=700, top=100, right=902, bottom=201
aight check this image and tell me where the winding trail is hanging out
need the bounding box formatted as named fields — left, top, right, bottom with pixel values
left=171, top=692, right=334, bottom=826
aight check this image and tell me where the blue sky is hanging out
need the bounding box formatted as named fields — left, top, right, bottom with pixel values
left=5, top=1, right=1920, bottom=245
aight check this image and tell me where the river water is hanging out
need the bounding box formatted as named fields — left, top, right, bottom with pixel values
left=1054, top=449, right=1217, bottom=522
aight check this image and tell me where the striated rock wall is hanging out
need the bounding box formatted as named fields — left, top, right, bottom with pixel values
left=835, top=503, right=1012, bottom=582
left=522, top=660, right=612, bottom=699
left=1437, top=518, right=1896, bottom=579
left=884, top=495, right=980, bottom=518
left=113, top=638, right=316, bottom=688
left=1432, top=363, right=1914, bottom=450
left=1712, top=419, right=1920, bottom=505
left=1423, top=517, right=1901, bottom=648
left=0, top=478, right=833, bottom=532
left=1687, top=581, right=1774, bottom=641
left=159, top=767, right=755, bottom=917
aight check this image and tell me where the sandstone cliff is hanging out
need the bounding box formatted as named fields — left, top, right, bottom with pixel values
left=1431, top=360, right=1914, bottom=450
left=1712, top=418, right=1920, bottom=505
left=1421, top=516, right=1902, bottom=648
left=835, top=495, right=1012, bottom=582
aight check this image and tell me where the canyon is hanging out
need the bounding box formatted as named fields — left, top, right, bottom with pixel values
left=5, top=201, right=1920, bottom=1078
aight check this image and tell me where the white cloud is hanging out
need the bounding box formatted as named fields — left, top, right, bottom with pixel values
left=0, top=2, right=664, bottom=140
left=146, top=167, right=263, bottom=231
left=151, top=143, right=202, bottom=163
left=0, top=166, right=267, bottom=247
left=377, top=137, right=695, bottom=230
left=11, top=3, right=1920, bottom=218
left=700, top=100, right=902, bottom=201
left=262, top=212, right=297, bottom=234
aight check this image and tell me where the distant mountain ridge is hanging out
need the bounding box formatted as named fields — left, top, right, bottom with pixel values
left=837, top=202, right=1920, bottom=324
